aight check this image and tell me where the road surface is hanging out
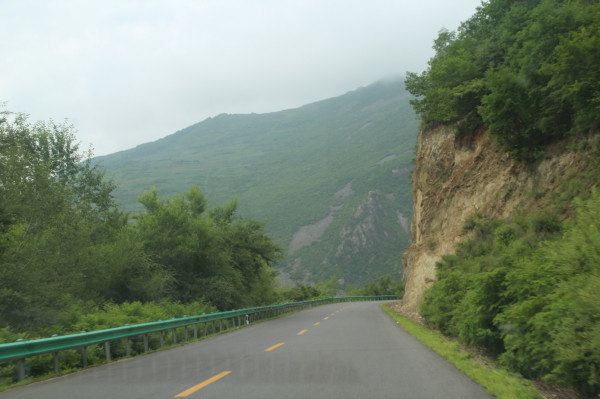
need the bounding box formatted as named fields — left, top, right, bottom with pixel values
left=0, top=302, right=491, bottom=399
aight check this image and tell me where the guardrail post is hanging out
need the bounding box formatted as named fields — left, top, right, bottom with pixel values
left=15, top=358, right=25, bottom=381
left=124, top=339, right=131, bottom=357
left=52, top=351, right=60, bottom=373
left=184, top=326, right=189, bottom=341
left=159, top=331, right=165, bottom=347
left=105, top=341, right=111, bottom=361
left=172, top=329, right=177, bottom=344
left=193, top=324, right=198, bottom=339
left=80, top=346, right=87, bottom=368
left=143, top=334, right=149, bottom=352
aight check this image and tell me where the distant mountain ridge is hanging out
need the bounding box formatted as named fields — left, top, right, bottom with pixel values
left=96, top=79, right=418, bottom=286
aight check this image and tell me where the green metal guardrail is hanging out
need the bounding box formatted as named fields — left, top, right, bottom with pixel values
left=0, top=295, right=396, bottom=381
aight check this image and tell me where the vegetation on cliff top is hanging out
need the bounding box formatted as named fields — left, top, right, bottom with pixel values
left=406, top=0, right=600, bottom=159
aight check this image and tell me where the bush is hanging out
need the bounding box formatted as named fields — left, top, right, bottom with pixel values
left=406, top=0, right=600, bottom=159
left=349, top=275, right=404, bottom=297
left=280, top=284, right=322, bottom=302
left=421, top=191, right=600, bottom=394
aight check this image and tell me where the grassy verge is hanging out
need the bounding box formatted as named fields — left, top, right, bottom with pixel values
left=381, top=304, right=542, bottom=399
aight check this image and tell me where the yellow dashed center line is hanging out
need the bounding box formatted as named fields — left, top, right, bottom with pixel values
left=313, top=322, right=320, bottom=326
left=297, top=329, right=308, bottom=336
left=265, top=342, right=285, bottom=352
left=174, top=370, right=231, bottom=398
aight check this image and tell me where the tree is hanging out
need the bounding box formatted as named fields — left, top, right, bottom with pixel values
left=405, top=0, right=600, bottom=158
left=0, top=111, right=170, bottom=330
left=135, top=186, right=280, bottom=309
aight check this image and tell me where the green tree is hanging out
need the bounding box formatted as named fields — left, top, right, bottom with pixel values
left=0, top=111, right=170, bottom=331
left=406, top=0, right=600, bottom=158
left=135, top=186, right=280, bottom=309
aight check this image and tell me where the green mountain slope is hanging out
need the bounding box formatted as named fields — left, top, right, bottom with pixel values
left=96, top=79, right=418, bottom=286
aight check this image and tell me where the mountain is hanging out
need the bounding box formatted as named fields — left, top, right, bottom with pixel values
left=95, top=79, right=418, bottom=286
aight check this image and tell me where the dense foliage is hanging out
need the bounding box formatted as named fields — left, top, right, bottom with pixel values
left=0, top=110, right=280, bottom=337
left=135, top=187, right=280, bottom=309
left=279, top=277, right=338, bottom=302
left=406, top=0, right=600, bottom=158
left=409, top=1, right=600, bottom=394
left=96, top=80, right=416, bottom=285
left=421, top=192, right=600, bottom=394
left=349, top=276, right=404, bottom=297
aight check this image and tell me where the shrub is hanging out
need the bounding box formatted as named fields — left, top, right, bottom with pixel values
left=406, top=0, right=600, bottom=159
left=421, top=192, right=600, bottom=394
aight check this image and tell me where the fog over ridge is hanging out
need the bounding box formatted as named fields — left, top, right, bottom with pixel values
left=0, top=0, right=481, bottom=155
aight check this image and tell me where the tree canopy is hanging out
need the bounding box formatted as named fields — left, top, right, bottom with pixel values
left=406, top=0, right=600, bottom=159
left=0, top=110, right=280, bottom=333
left=421, top=192, right=600, bottom=394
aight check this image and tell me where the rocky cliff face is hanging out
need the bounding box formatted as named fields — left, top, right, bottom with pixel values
left=335, top=190, right=410, bottom=270
left=399, top=126, right=592, bottom=319
left=283, top=183, right=412, bottom=286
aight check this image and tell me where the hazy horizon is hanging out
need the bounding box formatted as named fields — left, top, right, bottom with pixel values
left=1, top=0, right=481, bottom=155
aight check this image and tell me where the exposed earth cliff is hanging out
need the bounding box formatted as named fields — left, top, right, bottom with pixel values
left=399, top=126, right=596, bottom=319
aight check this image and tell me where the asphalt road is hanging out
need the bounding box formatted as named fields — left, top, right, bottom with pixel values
left=0, top=302, right=491, bottom=399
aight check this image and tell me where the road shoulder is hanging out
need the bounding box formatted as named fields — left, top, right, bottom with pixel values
left=381, top=304, right=542, bottom=399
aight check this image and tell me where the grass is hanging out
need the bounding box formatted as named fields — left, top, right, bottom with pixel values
left=381, top=304, right=542, bottom=399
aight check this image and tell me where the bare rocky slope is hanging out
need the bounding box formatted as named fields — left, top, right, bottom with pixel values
left=398, top=126, right=595, bottom=319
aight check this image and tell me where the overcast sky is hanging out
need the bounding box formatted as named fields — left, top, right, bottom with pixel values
left=1, top=0, right=481, bottom=155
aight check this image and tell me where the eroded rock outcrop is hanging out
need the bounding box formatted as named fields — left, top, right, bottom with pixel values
left=399, top=126, right=590, bottom=319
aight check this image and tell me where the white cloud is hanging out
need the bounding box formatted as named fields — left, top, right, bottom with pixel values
left=0, top=0, right=481, bottom=155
